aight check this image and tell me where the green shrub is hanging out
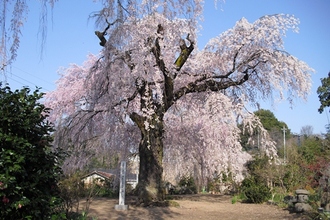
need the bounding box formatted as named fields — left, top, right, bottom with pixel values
left=231, top=195, right=238, bottom=204
left=271, top=192, right=286, bottom=206
left=177, top=175, right=197, bottom=194
left=56, top=173, right=85, bottom=216
left=0, top=85, right=64, bottom=219
left=240, top=176, right=271, bottom=203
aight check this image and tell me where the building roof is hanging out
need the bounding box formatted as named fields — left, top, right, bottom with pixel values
left=81, top=170, right=114, bottom=180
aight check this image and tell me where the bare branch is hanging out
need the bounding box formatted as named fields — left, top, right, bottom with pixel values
left=150, top=24, right=167, bottom=74
left=112, top=89, right=139, bottom=109
left=174, top=34, right=194, bottom=71
left=150, top=24, right=176, bottom=109
left=95, top=19, right=121, bottom=46
left=173, top=48, right=265, bottom=102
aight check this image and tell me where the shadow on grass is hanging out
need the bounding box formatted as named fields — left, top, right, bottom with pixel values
left=79, top=196, right=181, bottom=220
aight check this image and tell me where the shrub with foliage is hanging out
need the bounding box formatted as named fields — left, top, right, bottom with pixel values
left=207, top=170, right=237, bottom=194
left=0, top=85, right=63, bottom=219
left=54, top=172, right=117, bottom=218
left=177, top=175, right=197, bottom=194
left=56, top=173, right=85, bottom=217
left=239, top=156, right=272, bottom=203
left=240, top=176, right=271, bottom=203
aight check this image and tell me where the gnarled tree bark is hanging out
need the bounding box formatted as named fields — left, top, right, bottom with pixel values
left=131, top=111, right=165, bottom=204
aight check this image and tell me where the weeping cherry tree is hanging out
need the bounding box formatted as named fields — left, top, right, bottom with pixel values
left=45, top=1, right=313, bottom=204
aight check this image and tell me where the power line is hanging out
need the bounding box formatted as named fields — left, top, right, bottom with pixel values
left=1, top=70, right=51, bottom=92
left=12, top=66, right=55, bottom=87
left=2, top=76, right=26, bottom=87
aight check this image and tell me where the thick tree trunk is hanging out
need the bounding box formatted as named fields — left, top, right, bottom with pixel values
left=131, top=112, right=165, bottom=205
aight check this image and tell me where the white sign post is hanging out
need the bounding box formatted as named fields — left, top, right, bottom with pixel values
left=115, top=161, right=128, bottom=210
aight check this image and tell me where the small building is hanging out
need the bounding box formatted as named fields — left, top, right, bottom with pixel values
left=81, top=170, right=138, bottom=189
left=81, top=170, right=114, bottom=187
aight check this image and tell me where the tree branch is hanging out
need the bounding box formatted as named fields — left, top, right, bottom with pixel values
left=112, top=89, right=139, bottom=109
left=150, top=24, right=175, bottom=109
left=150, top=25, right=167, bottom=74
left=130, top=112, right=146, bottom=132
left=95, top=19, right=121, bottom=47
left=173, top=48, right=265, bottom=102
left=174, top=34, right=194, bottom=71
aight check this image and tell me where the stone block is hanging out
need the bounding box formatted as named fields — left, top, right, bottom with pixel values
left=115, top=204, right=128, bottom=211
left=297, top=194, right=309, bottom=203
left=295, top=189, right=309, bottom=195
left=295, top=203, right=312, bottom=213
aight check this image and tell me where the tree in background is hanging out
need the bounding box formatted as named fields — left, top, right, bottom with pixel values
left=255, top=109, right=290, bottom=135
left=283, top=128, right=330, bottom=191
left=240, top=109, right=289, bottom=152
left=300, top=125, right=314, bottom=138
left=317, top=72, right=330, bottom=114
left=0, top=85, right=63, bottom=219
left=317, top=72, right=330, bottom=136
left=315, top=71, right=330, bottom=197
left=45, top=1, right=313, bottom=204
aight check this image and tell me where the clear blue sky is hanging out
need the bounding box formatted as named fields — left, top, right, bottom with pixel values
left=1, top=0, right=329, bottom=134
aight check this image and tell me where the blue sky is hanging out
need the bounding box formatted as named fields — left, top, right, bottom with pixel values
left=1, top=0, right=329, bottom=134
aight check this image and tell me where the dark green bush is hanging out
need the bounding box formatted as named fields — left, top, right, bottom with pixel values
left=0, top=85, right=64, bottom=219
left=240, top=176, right=271, bottom=203
left=177, top=175, right=197, bottom=194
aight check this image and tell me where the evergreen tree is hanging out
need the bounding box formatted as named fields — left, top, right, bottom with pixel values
left=0, top=85, right=63, bottom=219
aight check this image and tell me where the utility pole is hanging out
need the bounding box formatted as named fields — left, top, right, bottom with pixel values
left=282, top=126, right=287, bottom=164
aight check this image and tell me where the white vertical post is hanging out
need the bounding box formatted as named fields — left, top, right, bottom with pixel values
left=119, top=161, right=126, bottom=205
left=115, top=161, right=128, bottom=210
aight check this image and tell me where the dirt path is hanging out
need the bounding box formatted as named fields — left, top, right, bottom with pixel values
left=80, top=194, right=308, bottom=220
